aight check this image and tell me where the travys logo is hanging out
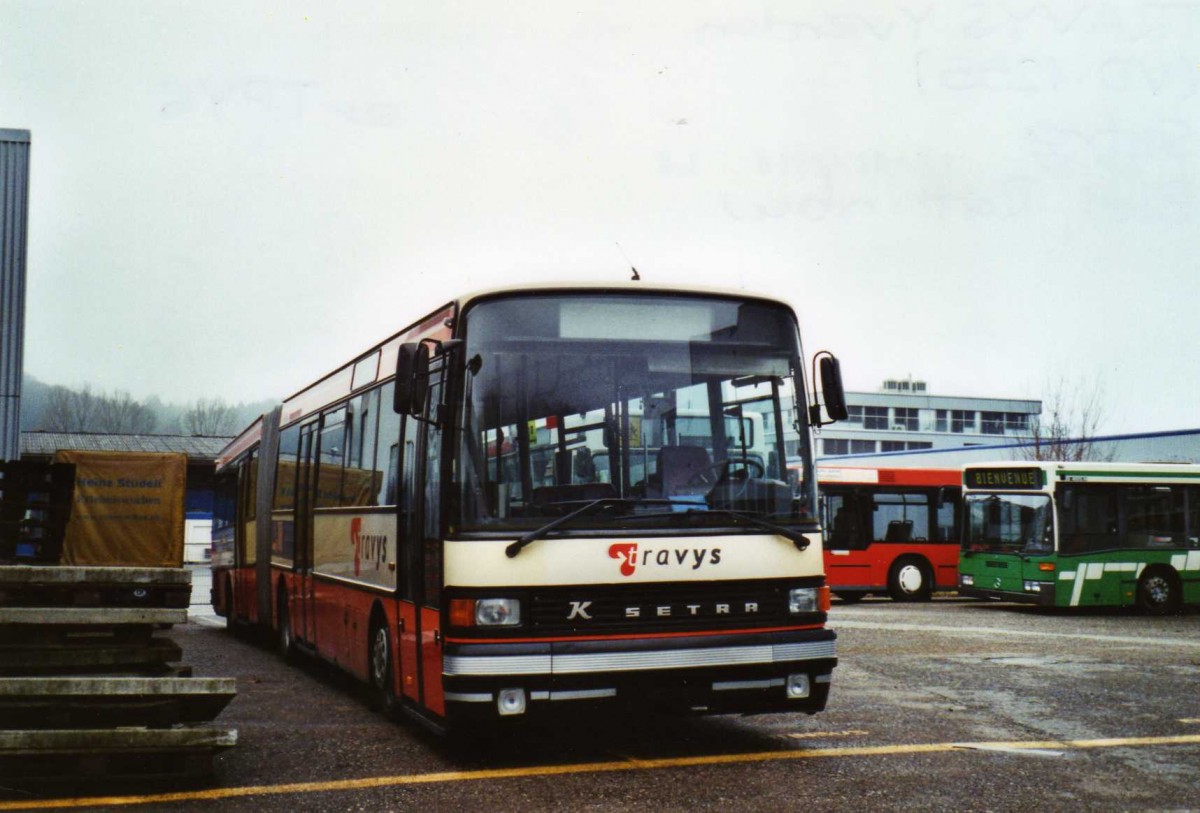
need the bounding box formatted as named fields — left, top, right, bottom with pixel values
left=349, top=518, right=388, bottom=577
left=608, top=542, right=722, bottom=578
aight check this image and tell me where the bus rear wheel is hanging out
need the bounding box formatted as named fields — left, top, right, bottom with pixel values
left=1137, top=568, right=1181, bottom=615
left=888, top=557, right=932, bottom=602
left=276, top=588, right=297, bottom=663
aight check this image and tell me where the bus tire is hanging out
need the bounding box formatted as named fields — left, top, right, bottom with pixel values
left=1136, top=567, right=1181, bottom=616
left=276, top=585, right=297, bottom=663
left=369, top=612, right=399, bottom=718
left=223, top=575, right=236, bottom=632
left=888, top=557, right=933, bottom=602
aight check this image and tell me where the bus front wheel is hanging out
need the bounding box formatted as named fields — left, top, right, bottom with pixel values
left=369, top=615, right=398, bottom=718
left=222, top=576, right=234, bottom=630
left=1137, top=568, right=1181, bottom=615
left=888, top=557, right=932, bottom=602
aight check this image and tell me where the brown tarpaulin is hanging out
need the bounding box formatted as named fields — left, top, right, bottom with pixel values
left=56, top=451, right=186, bottom=567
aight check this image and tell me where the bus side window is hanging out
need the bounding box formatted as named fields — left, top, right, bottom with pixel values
left=1188, top=486, right=1200, bottom=547
left=829, top=494, right=867, bottom=550
left=375, top=382, right=402, bottom=507
left=936, top=489, right=959, bottom=542
left=1063, top=486, right=1118, bottom=553
left=1125, top=485, right=1185, bottom=549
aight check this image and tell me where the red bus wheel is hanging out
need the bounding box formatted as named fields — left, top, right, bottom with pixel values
left=888, top=557, right=932, bottom=602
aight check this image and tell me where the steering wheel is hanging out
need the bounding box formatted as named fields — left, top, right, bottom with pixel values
left=685, top=457, right=766, bottom=488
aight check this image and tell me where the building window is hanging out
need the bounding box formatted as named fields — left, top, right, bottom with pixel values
left=893, top=408, right=919, bottom=431
left=863, top=407, right=888, bottom=430
left=981, top=412, right=1005, bottom=435
left=846, top=406, right=863, bottom=425
left=850, top=440, right=876, bottom=454
left=1005, top=413, right=1028, bottom=432
left=951, top=410, right=975, bottom=434
left=823, top=439, right=849, bottom=455
left=881, top=440, right=934, bottom=452
left=935, top=410, right=948, bottom=432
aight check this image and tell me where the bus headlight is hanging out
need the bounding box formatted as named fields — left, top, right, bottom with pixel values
left=789, top=588, right=818, bottom=614
left=449, top=598, right=521, bottom=627
left=960, top=574, right=974, bottom=587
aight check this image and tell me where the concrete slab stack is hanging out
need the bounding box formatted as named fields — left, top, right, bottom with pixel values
left=0, top=566, right=237, bottom=784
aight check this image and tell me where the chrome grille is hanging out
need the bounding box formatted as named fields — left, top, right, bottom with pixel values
left=527, top=580, right=803, bottom=635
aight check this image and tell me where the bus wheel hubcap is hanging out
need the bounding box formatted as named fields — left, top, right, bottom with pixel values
left=1146, top=577, right=1169, bottom=604
left=898, top=565, right=923, bottom=593
left=372, top=630, right=388, bottom=685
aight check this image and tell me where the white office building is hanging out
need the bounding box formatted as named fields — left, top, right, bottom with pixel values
left=814, top=377, right=1042, bottom=458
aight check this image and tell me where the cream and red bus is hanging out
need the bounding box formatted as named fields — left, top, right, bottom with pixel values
left=213, top=284, right=846, bottom=730
left=817, top=466, right=961, bottom=601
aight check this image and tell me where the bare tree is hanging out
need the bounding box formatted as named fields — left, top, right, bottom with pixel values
left=180, top=398, right=238, bottom=436
left=96, top=391, right=158, bottom=433
left=40, top=385, right=156, bottom=433
left=43, top=384, right=102, bottom=432
left=1017, top=375, right=1114, bottom=462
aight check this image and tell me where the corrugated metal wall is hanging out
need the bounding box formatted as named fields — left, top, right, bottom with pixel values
left=0, top=129, right=31, bottom=462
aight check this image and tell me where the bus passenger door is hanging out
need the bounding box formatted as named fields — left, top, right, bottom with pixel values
left=397, top=414, right=422, bottom=704
left=418, top=366, right=446, bottom=715
left=397, top=357, right=447, bottom=716
left=295, top=421, right=319, bottom=648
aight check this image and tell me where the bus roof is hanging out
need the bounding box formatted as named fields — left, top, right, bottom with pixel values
left=216, top=414, right=264, bottom=470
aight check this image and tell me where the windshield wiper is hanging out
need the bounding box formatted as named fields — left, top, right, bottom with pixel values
left=506, top=498, right=647, bottom=558
left=505, top=499, right=814, bottom=557
left=685, top=509, right=812, bottom=551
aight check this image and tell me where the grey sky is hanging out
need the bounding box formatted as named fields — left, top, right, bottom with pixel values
left=3, top=2, right=1197, bottom=433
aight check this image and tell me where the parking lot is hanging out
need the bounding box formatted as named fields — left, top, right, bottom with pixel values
left=3, top=597, right=1197, bottom=812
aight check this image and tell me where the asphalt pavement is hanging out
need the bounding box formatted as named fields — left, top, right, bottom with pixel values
left=3, top=597, right=1198, bottom=812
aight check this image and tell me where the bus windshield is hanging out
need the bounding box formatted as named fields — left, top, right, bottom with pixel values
left=455, top=292, right=813, bottom=534
left=964, top=493, right=1054, bottom=554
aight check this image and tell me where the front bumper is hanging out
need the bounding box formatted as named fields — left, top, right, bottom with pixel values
left=442, top=627, right=837, bottom=721
left=958, top=583, right=1056, bottom=606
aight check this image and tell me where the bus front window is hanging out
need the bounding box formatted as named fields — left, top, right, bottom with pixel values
left=455, top=293, right=815, bottom=535
left=964, top=493, right=1053, bottom=554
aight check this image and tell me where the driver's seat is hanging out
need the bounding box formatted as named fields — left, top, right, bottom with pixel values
left=657, top=445, right=711, bottom=497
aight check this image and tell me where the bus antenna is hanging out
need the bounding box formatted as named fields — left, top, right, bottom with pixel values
left=615, top=242, right=640, bottom=281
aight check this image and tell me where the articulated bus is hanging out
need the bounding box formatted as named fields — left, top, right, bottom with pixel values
left=958, top=462, right=1200, bottom=613
left=212, top=284, right=847, bottom=730
left=816, top=466, right=961, bottom=602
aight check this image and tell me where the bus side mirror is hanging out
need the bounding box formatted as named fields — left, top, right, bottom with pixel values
left=809, top=352, right=848, bottom=426
left=820, top=355, right=848, bottom=421
left=394, top=342, right=430, bottom=416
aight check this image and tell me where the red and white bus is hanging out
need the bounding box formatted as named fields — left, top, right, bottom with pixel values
left=213, top=284, right=846, bottom=731
left=817, top=466, right=962, bottom=602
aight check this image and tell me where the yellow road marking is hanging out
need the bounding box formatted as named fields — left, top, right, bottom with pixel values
left=786, top=729, right=869, bottom=740
left=3, top=734, right=1199, bottom=811
left=1180, top=718, right=1200, bottom=724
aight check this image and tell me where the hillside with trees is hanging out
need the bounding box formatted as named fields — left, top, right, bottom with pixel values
left=18, top=373, right=275, bottom=438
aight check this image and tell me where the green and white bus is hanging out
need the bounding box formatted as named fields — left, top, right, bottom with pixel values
left=958, top=462, right=1200, bottom=613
